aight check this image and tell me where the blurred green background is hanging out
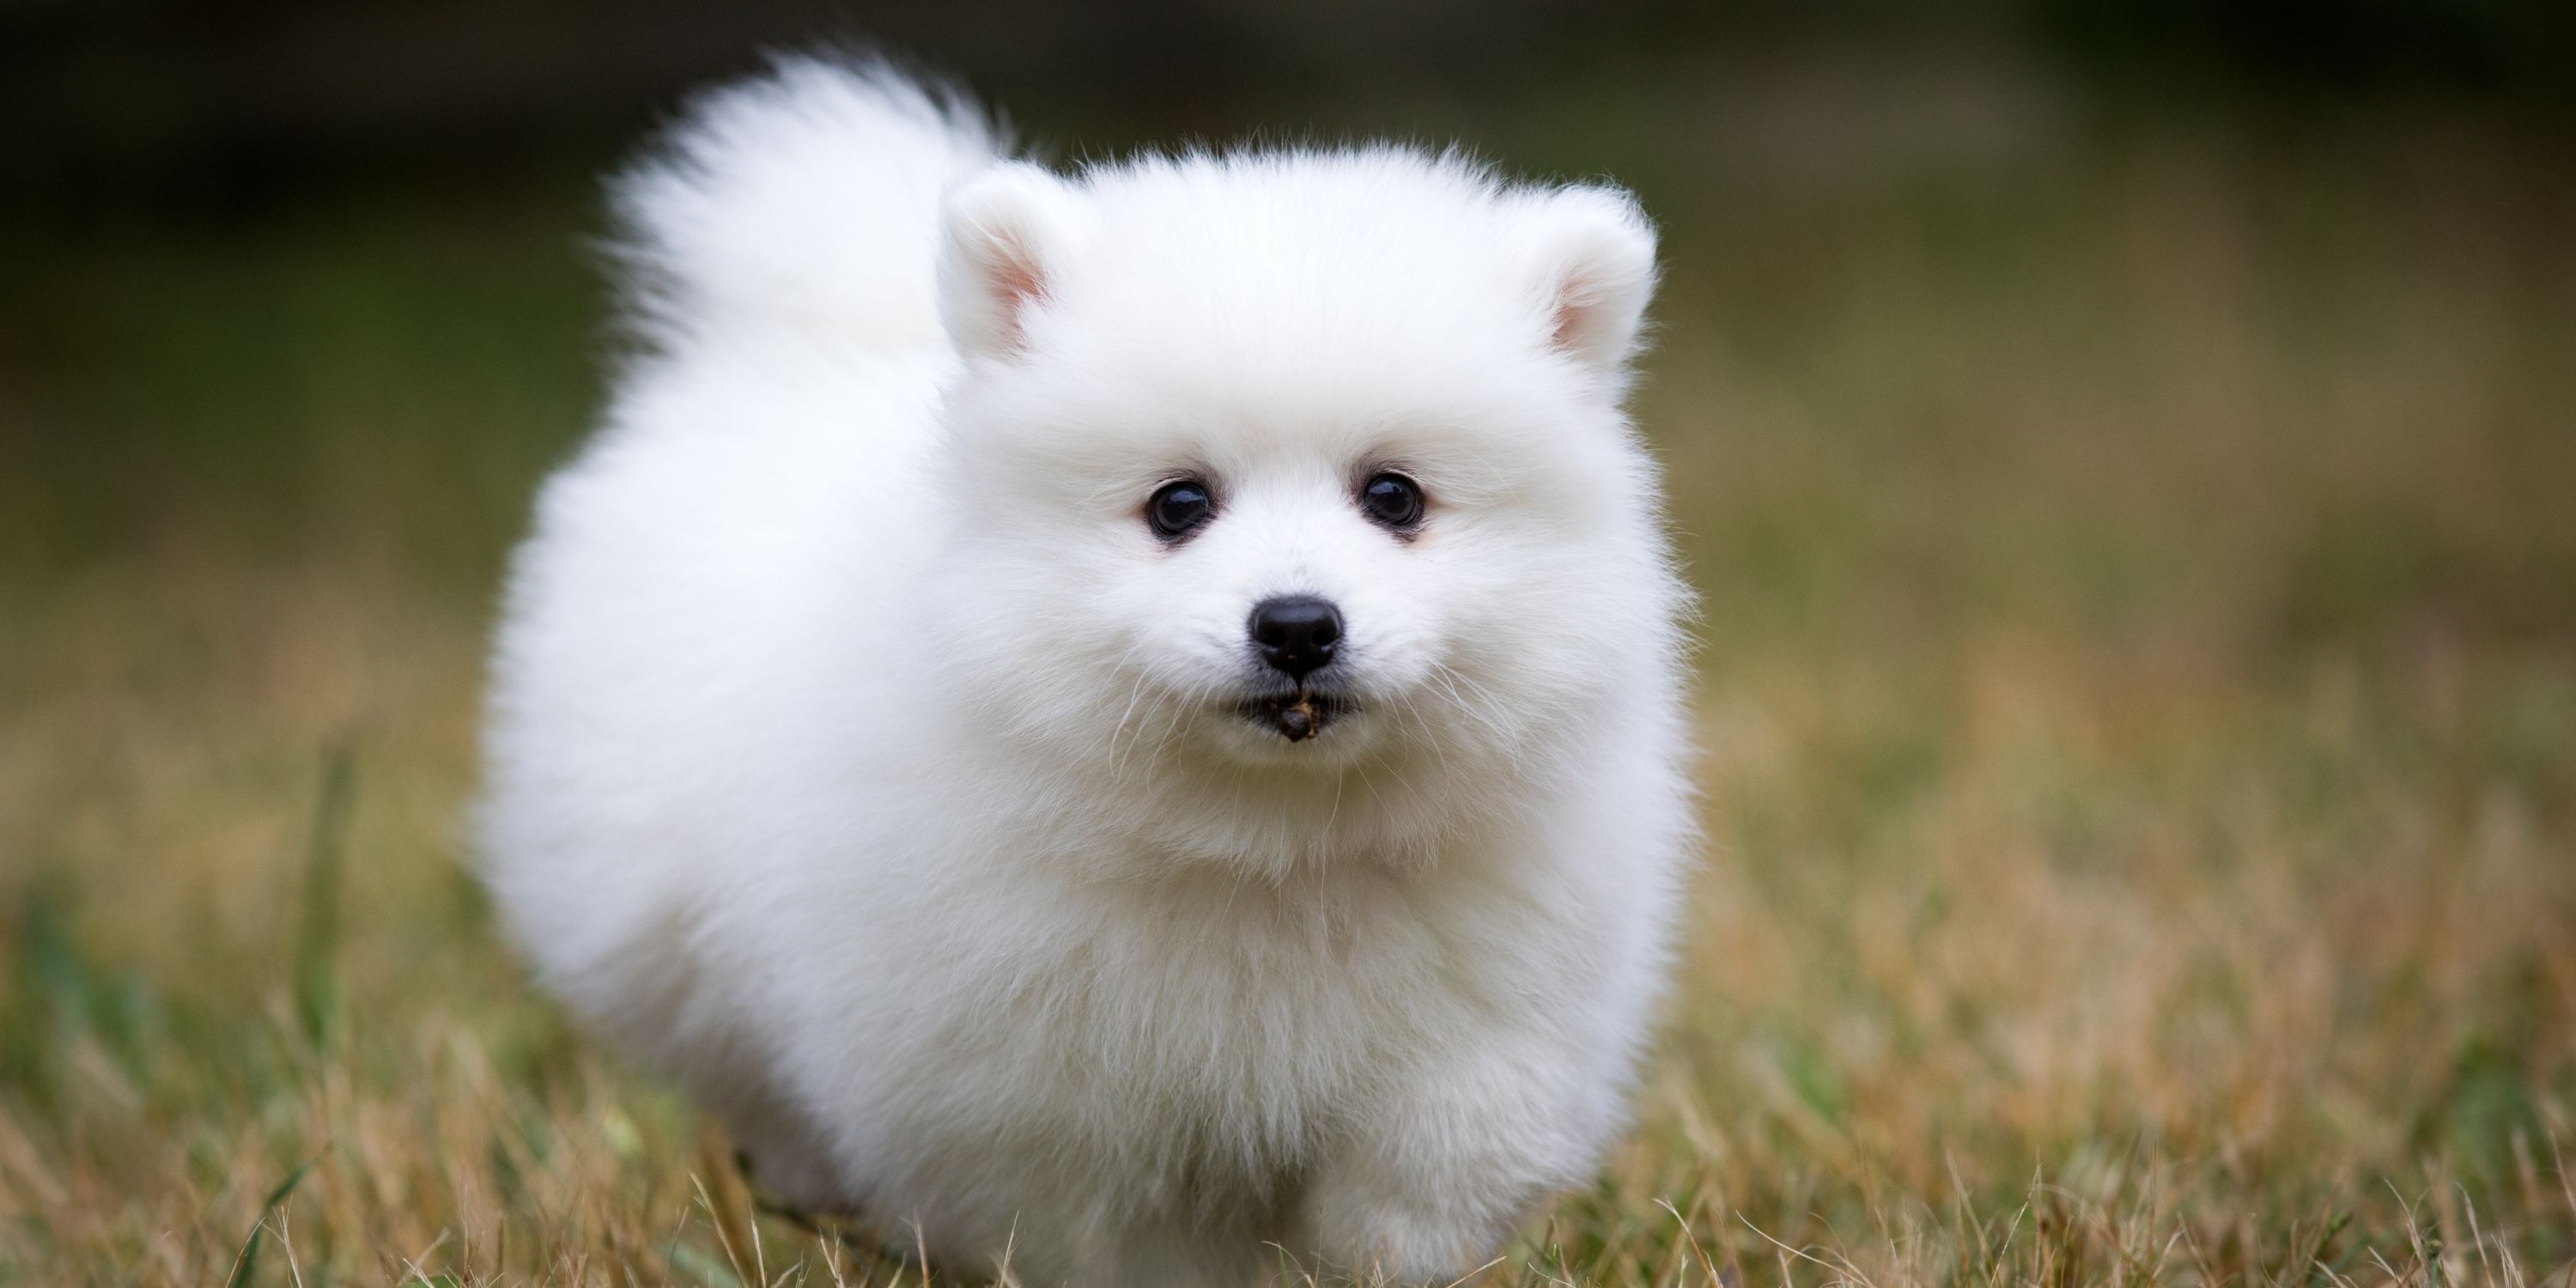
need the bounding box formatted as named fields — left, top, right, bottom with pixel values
left=3, top=3, right=2574, bottom=1283
left=5, top=0, right=2573, bottom=623
left=7, top=0, right=2575, bottom=597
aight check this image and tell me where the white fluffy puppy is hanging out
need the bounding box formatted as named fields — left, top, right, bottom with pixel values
left=478, top=56, right=1694, bottom=1288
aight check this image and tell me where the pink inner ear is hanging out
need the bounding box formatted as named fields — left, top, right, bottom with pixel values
left=1552, top=300, right=1587, bottom=351
left=1552, top=274, right=1599, bottom=353
left=990, top=258, right=1045, bottom=313
left=985, top=253, right=1048, bottom=350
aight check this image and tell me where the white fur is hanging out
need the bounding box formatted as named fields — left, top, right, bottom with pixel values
left=477, top=55, right=1695, bottom=1288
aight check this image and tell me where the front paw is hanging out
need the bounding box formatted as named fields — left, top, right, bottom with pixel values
left=1296, top=1186, right=1506, bottom=1285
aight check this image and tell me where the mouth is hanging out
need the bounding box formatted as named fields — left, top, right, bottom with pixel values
left=1237, top=689, right=1350, bottom=742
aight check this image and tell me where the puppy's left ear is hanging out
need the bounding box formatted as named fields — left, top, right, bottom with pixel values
left=940, top=161, right=1088, bottom=361
left=1524, top=185, right=1660, bottom=381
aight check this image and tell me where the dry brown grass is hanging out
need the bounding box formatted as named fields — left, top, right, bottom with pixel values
left=2, top=79, right=2572, bottom=1286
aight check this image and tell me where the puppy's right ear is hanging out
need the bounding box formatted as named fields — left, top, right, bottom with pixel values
left=1522, top=185, right=1659, bottom=383
left=939, top=162, right=1085, bottom=361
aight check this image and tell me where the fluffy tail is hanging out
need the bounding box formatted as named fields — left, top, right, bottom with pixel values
left=610, top=55, right=1001, bottom=355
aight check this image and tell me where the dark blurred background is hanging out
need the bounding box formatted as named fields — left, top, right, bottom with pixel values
left=6, top=2, right=2573, bottom=583
left=6, top=3, right=2574, bottom=574
left=9, top=0, right=2575, bottom=231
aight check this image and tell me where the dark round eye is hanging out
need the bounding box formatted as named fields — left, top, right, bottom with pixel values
left=1145, top=478, right=1215, bottom=540
left=1358, top=471, right=1425, bottom=531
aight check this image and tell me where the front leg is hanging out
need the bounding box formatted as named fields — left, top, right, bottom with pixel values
left=1293, top=1048, right=1603, bottom=1285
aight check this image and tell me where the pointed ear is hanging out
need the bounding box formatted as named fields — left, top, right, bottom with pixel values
left=1525, top=185, right=1659, bottom=379
left=939, top=161, right=1085, bottom=360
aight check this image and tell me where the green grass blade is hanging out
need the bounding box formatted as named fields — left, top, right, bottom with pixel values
left=222, top=1159, right=315, bottom=1288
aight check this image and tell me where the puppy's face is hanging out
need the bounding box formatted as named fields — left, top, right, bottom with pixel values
left=927, top=154, right=1668, bottom=788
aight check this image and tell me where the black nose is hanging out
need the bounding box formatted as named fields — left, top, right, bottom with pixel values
left=1248, top=595, right=1342, bottom=681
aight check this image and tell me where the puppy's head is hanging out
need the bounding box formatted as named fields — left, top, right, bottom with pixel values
left=927, top=151, right=1677, bottom=850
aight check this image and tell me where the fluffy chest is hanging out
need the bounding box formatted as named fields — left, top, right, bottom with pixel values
left=881, top=863, right=1494, bottom=1170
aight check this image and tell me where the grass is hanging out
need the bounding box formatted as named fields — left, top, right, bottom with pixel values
left=3, top=70, right=2574, bottom=1285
